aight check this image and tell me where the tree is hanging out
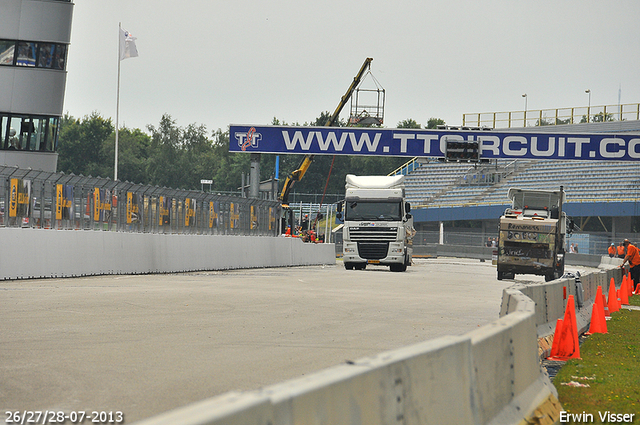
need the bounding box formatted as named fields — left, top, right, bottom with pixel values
left=397, top=119, right=421, bottom=129
left=146, top=114, right=184, bottom=188
left=102, top=127, right=151, bottom=184
left=580, top=112, right=615, bottom=123
left=426, top=118, right=445, bottom=129
left=57, top=112, right=114, bottom=178
left=592, top=112, right=615, bottom=123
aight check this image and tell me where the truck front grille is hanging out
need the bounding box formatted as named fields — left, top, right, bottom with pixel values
left=357, top=242, right=389, bottom=260
left=349, top=227, right=398, bottom=242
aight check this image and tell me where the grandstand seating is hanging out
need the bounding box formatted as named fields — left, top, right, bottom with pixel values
left=405, top=159, right=640, bottom=208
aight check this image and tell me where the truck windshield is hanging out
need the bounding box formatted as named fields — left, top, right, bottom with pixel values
left=344, top=201, right=402, bottom=221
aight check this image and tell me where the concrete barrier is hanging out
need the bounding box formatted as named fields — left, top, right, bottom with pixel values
left=133, top=271, right=561, bottom=425
left=500, top=267, right=622, bottom=341
left=0, top=228, right=335, bottom=280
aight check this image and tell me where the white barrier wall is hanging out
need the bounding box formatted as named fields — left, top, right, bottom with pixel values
left=0, top=228, right=335, bottom=280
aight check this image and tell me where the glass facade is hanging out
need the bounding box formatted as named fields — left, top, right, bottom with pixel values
left=0, top=114, right=59, bottom=152
left=0, top=39, right=68, bottom=70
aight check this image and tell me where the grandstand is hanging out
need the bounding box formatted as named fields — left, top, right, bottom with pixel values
left=406, top=158, right=640, bottom=208
left=402, top=120, right=640, bottom=254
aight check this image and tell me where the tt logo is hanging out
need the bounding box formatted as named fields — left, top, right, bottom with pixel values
left=235, top=127, right=262, bottom=151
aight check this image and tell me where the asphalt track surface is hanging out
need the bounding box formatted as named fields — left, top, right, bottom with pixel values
left=0, top=258, right=595, bottom=423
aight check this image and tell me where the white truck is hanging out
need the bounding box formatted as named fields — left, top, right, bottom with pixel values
left=497, top=187, right=573, bottom=281
left=337, top=174, right=414, bottom=272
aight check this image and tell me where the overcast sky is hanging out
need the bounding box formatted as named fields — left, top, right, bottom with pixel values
left=64, top=0, right=640, bottom=133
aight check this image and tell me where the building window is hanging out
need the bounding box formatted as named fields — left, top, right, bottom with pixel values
left=0, top=39, right=68, bottom=70
left=0, top=40, right=15, bottom=65
left=1, top=114, right=59, bottom=152
left=17, top=42, right=37, bottom=67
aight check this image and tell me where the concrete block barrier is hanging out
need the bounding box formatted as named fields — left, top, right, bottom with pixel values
left=0, top=228, right=335, bottom=280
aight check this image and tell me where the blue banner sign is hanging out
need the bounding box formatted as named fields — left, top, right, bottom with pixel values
left=229, top=125, right=640, bottom=161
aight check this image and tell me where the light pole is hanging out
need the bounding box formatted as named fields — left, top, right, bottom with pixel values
left=585, top=89, right=591, bottom=122
left=522, top=94, right=527, bottom=127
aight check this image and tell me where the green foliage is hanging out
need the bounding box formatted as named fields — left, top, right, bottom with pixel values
left=397, top=119, right=421, bottom=129
left=57, top=111, right=416, bottom=196
left=57, top=112, right=114, bottom=178
left=426, top=117, right=445, bottom=129
left=581, top=112, right=615, bottom=123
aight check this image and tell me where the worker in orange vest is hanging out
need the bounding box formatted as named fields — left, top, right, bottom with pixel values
left=621, top=239, right=640, bottom=291
left=608, top=243, right=616, bottom=257
left=617, top=242, right=626, bottom=259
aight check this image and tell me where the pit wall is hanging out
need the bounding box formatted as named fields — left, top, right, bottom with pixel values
left=0, top=228, right=335, bottom=280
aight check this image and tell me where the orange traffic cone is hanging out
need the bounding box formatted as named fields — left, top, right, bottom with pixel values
left=596, top=286, right=610, bottom=317
left=586, top=297, right=608, bottom=335
left=547, top=295, right=580, bottom=361
left=548, top=318, right=563, bottom=359
left=608, top=278, right=620, bottom=314
left=627, top=275, right=633, bottom=296
left=620, top=277, right=630, bottom=305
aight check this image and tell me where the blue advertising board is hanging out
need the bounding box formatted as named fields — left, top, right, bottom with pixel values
left=229, top=125, right=640, bottom=161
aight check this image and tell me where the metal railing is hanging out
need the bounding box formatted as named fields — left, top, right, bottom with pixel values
left=463, top=103, right=640, bottom=128
left=0, top=166, right=281, bottom=236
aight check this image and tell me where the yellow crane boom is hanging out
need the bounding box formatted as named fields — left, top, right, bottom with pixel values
left=278, top=58, right=373, bottom=208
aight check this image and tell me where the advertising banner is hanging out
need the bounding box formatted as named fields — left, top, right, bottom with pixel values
left=230, top=203, right=239, bottom=229
left=230, top=125, right=640, bottom=161
left=209, top=201, right=219, bottom=228
left=126, top=192, right=139, bottom=224
left=55, top=184, right=73, bottom=220
left=159, top=196, right=171, bottom=226
left=92, top=188, right=112, bottom=222
left=184, top=198, right=196, bottom=227
left=250, top=205, right=258, bottom=230
left=269, top=207, right=275, bottom=231
left=9, top=178, right=31, bottom=218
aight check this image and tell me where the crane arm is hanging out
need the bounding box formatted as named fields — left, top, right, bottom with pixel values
left=279, top=58, right=373, bottom=206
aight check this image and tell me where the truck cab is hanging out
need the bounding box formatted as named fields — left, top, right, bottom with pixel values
left=339, top=174, right=414, bottom=272
left=497, top=187, right=569, bottom=281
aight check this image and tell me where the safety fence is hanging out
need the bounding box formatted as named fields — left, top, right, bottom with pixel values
left=463, top=102, right=640, bottom=129
left=0, top=165, right=280, bottom=236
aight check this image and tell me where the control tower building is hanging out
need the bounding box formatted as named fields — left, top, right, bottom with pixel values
left=0, top=0, right=74, bottom=172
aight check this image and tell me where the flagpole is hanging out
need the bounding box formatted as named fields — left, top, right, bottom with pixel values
left=115, top=22, right=121, bottom=182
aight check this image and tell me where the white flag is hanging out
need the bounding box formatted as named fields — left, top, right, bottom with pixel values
left=119, top=27, right=139, bottom=60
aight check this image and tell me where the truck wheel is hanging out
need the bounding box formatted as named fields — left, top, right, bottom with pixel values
left=356, top=263, right=367, bottom=270
left=390, top=263, right=407, bottom=272
left=545, top=269, right=562, bottom=282
left=344, top=262, right=355, bottom=270
left=497, top=271, right=504, bottom=280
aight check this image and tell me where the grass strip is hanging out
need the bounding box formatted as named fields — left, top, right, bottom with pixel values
left=555, top=294, right=640, bottom=423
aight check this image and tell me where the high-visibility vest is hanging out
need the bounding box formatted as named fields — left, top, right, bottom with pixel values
left=627, top=244, right=640, bottom=267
